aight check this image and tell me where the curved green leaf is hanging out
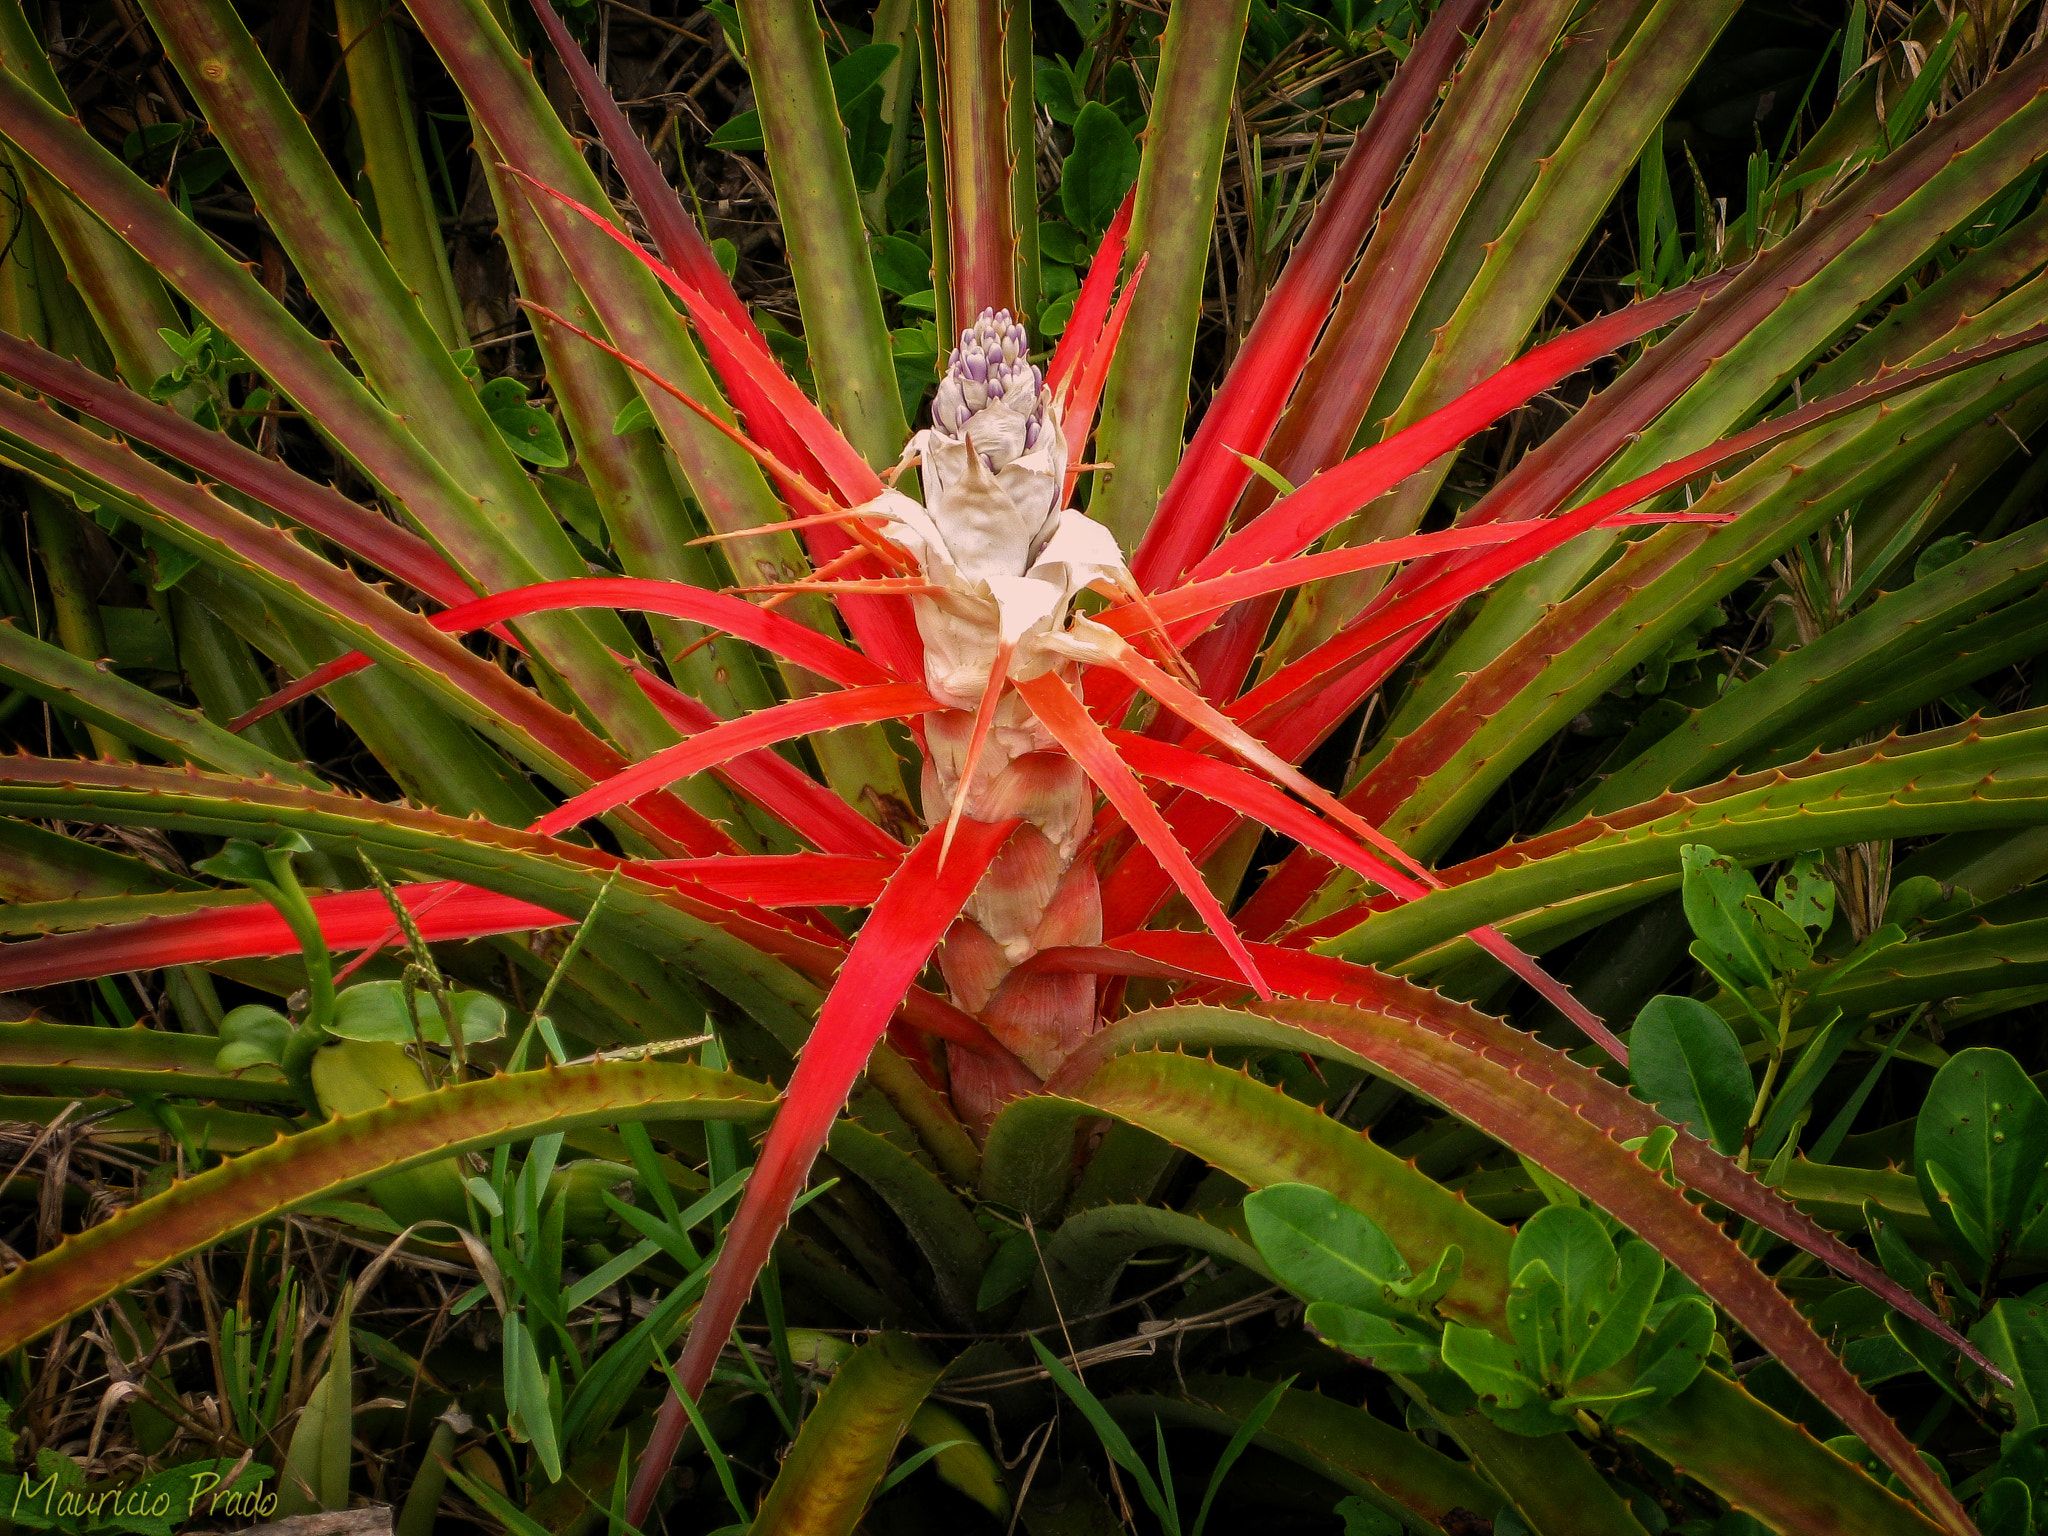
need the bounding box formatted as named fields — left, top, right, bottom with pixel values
left=1017, top=1203, right=1269, bottom=1336
left=0, top=1058, right=774, bottom=1354
left=1052, top=1034, right=1959, bottom=1535
left=748, top=1333, right=940, bottom=1536
left=1146, top=1376, right=1502, bottom=1531
left=0, top=1019, right=296, bottom=1105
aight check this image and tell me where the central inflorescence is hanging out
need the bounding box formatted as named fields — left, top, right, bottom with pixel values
left=856, top=309, right=1137, bottom=1121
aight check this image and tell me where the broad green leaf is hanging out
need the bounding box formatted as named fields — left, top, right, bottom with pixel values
left=1035, top=59, right=1084, bottom=126
left=1505, top=1260, right=1571, bottom=1385
left=1438, top=1324, right=1546, bottom=1419
left=1972, top=1295, right=2048, bottom=1438
left=611, top=394, right=655, bottom=435
left=1606, top=1297, right=1715, bottom=1425
left=1245, top=1183, right=1411, bottom=1314
left=195, top=834, right=307, bottom=888
left=870, top=236, right=931, bottom=297
left=1061, top=102, right=1139, bottom=234
left=1304, top=1303, right=1441, bottom=1375
left=1571, top=1241, right=1665, bottom=1384
left=214, top=1004, right=293, bottom=1073
left=976, top=1231, right=1037, bottom=1311
left=477, top=377, right=568, bottom=468
left=1629, top=995, right=1751, bottom=1155
left=905, top=1403, right=1008, bottom=1518
left=1914, top=1048, right=2048, bottom=1271
left=328, top=981, right=506, bottom=1047
left=1509, top=1206, right=1617, bottom=1380
left=1334, top=1497, right=1403, bottom=1536
left=709, top=43, right=900, bottom=150
left=1977, top=1479, right=2031, bottom=1536
left=1883, top=875, right=1969, bottom=928
left=1680, top=844, right=1773, bottom=988
left=1389, top=1243, right=1463, bottom=1315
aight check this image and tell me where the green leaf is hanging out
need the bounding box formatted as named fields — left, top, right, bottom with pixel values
left=1743, top=894, right=1814, bottom=973
left=1571, top=1240, right=1665, bottom=1384
left=1882, top=875, right=1969, bottom=928
left=1606, top=1296, right=1715, bottom=1425
left=1837, top=0, right=1867, bottom=99
left=476, top=377, right=569, bottom=468
left=1191, top=1375, right=1291, bottom=1536
left=709, top=44, right=899, bottom=152
left=1976, top=1478, right=2031, bottom=1536
left=1681, top=844, right=1773, bottom=989
left=870, top=235, right=932, bottom=296
left=1304, top=1303, right=1442, bottom=1374
left=100, top=606, right=176, bottom=672
left=537, top=472, right=607, bottom=547
left=1334, top=1496, right=1403, bottom=1536
left=1029, top=1337, right=1173, bottom=1527
left=1036, top=59, right=1084, bottom=126
left=1244, top=1183, right=1412, bottom=1315
left=214, top=1005, right=293, bottom=1072
left=976, top=1230, right=1037, bottom=1310
left=1439, top=1324, right=1546, bottom=1417
left=1629, top=995, right=1752, bottom=1155
left=504, top=1310, right=563, bottom=1481
left=1913, top=1047, right=2048, bottom=1271
left=1061, top=102, right=1139, bottom=235
left=611, top=395, right=655, bottom=435
left=1509, top=1206, right=1618, bottom=1379
left=1038, top=221, right=1088, bottom=265
left=328, top=981, right=507, bottom=1047
left=277, top=1287, right=353, bottom=1515
left=1505, top=1260, right=1571, bottom=1384
left=1971, top=1296, right=2048, bottom=1437
left=1914, top=533, right=1975, bottom=582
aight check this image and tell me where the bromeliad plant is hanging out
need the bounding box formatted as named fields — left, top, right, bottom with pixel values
left=4, top=0, right=2048, bottom=1531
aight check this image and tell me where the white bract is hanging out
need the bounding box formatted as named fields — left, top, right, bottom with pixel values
left=861, top=310, right=1132, bottom=708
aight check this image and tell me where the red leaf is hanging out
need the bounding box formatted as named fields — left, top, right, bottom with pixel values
left=0, top=334, right=472, bottom=607
left=637, top=816, right=1022, bottom=1505
left=532, top=682, right=941, bottom=839
left=630, top=668, right=903, bottom=859
left=1129, top=0, right=1492, bottom=590
left=0, top=858, right=901, bottom=988
left=1191, top=274, right=1735, bottom=584
left=1046, top=188, right=1136, bottom=395
left=1014, top=670, right=1268, bottom=997
left=231, top=575, right=901, bottom=731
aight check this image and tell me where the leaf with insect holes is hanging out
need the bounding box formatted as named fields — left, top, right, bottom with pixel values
left=1774, top=854, right=1835, bottom=931
left=1743, top=894, right=1814, bottom=973
left=1304, top=1303, right=1441, bottom=1374
left=1681, top=844, right=1772, bottom=989
left=1915, top=1048, right=2048, bottom=1273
